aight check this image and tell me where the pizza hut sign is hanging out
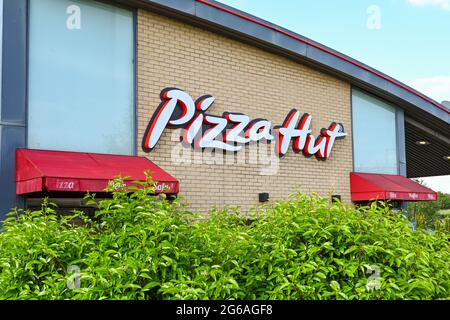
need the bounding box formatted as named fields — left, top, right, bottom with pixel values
left=142, top=88, right=347, bottom=159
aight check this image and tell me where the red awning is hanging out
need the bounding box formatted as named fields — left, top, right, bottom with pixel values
left=350, top=172, right=437, bottom=202
left=16, top=149, right=179, bottom=195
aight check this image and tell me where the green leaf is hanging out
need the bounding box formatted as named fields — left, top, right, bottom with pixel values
left=330, top=281, right=340, bottom=291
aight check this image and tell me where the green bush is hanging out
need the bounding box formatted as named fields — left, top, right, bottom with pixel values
left=409, top=192, right=450, bottom=230
left=1, top=176, right=450, bottom=300
left=438, top=192, right=450, bottom=211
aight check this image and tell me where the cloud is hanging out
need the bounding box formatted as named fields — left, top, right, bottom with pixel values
left=408, top=76, right=450, bottom=104
left=406, top=0, right=450, bottom=11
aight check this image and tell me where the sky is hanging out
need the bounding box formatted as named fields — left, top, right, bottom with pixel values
left=218, top=0, right=450, bottom=193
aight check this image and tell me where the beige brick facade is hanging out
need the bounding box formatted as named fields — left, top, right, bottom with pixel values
left=137, top=9, right=353, bottom=213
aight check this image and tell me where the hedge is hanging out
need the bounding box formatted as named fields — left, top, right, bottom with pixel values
left=1, top=176, right=450, bottom=300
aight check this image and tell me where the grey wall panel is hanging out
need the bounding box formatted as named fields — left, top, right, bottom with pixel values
left=0, top=0, right=3, bottom=116
left=1, top=0, right=27, bottom=124
left=273, top=32, right=307, bottom=57
left=0, top=0, right=27, bottom=221
left=396, top=109, right=407, bottom=177
left=0, top=125, right=25, bottom=219
left=385, top=81, right=448, bottom=121
left=145, top=0, right=195, bottom=14
left=195, top=1, right=277, bottom=45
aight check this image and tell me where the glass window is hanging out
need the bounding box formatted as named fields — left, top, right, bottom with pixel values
left=28, top=0, right=134, bottom=155
left=352, top=89, right=398, bottom=174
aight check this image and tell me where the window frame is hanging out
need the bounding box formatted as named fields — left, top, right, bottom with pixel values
left=25, top=0, right=138, bottom=156
left=351, top=87, right=404, bottom=175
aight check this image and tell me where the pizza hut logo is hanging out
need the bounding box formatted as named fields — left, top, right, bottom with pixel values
left=408, top=193, right=419, bottom=200
left=142, top=88, right=347, bottom=159
left=388, top=192, right=397, bottom=199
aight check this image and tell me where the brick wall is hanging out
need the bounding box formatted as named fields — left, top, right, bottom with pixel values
left=137, top=9, right=353, bottom=213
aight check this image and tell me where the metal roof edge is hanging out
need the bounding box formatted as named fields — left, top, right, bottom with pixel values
left=126, top=0, right=450, bottom=126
